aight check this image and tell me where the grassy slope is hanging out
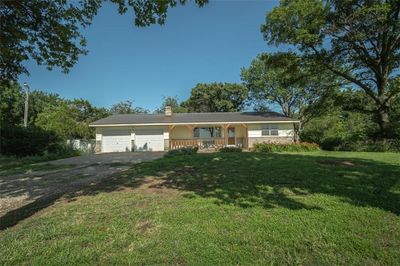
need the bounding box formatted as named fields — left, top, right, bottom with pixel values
left=1, top=151, right=399, bottom=265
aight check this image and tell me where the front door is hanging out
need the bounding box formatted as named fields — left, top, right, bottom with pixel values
left=227, top=127, right=235, bottom=145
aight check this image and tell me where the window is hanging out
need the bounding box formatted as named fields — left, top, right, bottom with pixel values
left=193, top=127, right=222, bottom=138
left=261, top=124, right=279, bottom=136
left=193, top=128, right=200, bottom=138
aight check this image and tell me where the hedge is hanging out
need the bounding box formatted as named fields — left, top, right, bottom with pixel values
left=253, top=142, right=320, bottom=152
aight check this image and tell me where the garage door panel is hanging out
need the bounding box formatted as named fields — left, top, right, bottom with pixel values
left=135, top=129, right=164, bottom=152
left=102, top=129, right=131, bottom=153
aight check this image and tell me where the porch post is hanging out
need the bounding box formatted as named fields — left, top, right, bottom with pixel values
left=241, top=123, right=248, bottom=149
left=168, top=125, right=175, bottom=150
left=223, top=124, right=228, bottom=146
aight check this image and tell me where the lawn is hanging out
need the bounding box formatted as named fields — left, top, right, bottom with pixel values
left=1, top=151, right=399, bottom=265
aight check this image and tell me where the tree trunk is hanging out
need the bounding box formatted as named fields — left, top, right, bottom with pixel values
left=376, top=107, right=391, bottom=138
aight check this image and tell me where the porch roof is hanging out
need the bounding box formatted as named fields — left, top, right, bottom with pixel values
left=90, top=112, right=299, bottom=126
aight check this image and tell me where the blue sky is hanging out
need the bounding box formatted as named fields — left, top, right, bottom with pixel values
left=19, top=0, right=280, bottom=111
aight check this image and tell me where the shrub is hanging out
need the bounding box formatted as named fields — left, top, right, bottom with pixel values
left=337, top=139, right=400, bottom=152
left=165, top=146, right=199, bottom=157
left=0, top=124, right=79, bottom=157
left=219, top=146, right=242, bottom=152
left=253, top=142, right=320, bottom=152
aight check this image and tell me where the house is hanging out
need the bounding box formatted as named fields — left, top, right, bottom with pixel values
left=89, top=107, right=300, bottom=153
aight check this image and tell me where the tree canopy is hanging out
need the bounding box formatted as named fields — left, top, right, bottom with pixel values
left=183, top=83, right=248, bottom=112
left=154, top=96, right=188, bottom=114
left=109, top=100, right=149, bottom=114
left=241, top=52, right=340, bottom=124
left=1, top=0, right=208, bottom=80
left=262, top=0, right=400, bottom=136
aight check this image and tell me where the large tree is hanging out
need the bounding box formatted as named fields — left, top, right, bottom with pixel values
left=262, top=0, right=400, bottom=137
left=154, top=96, right=188, bottom=114
left=183, top=83, right=248, bottom=112
left=109, top=100, right=149, bottom=114
left=241, top=52, right=339, bottom=123
left=1, top=0, right=208, bottom=80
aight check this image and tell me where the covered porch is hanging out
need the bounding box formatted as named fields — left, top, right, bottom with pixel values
left=168, top=124, right=248, bottom=150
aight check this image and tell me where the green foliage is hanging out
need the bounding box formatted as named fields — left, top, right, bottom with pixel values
left=165, top=147, right=199, bottom=157
left=253, top=142, right=320, bottom=152
left=1, top=0, right=208, bottom=79
left=0, top=124, right=71, bottom=157
left=262, top=0, right=400, bottom=136
left=0, top=81, right=24, bottom=125
left=219, top=146, right=242, bottom=152
left=109, top=100, right=149, bottom=114
left=183, top=83, right=248, bottom=112
left=337, top=139, right=400, bottom=152
left=241, top=52, right=340, bottom=122
left=154, top=96, right=188, bottom=114
left=300, top=110, right=376, bottom=150
left=35, top=103, right=94, bottom=140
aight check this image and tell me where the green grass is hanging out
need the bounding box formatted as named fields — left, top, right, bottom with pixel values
left=1, top=151, right=400, bottom=265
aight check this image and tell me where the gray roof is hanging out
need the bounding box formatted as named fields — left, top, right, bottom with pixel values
left=90, top=112, right=299, bottom=126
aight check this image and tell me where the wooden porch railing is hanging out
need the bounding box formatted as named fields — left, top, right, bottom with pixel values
left=170, top=138, right=225, bottom=150
left=170, top=138, right=246, bottom=150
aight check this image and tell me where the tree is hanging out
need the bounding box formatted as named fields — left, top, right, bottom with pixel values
left=28, top=91, right=63, bottom=125
left=109, top=100, right=149, bottom=114
left=241, top=52, right=339, bottom=123
left=35, top=103, right=93, bottom=139
left=262, top=0, right=400, bottom=137
left=154, top=96, right=188, bottom=114
left=183, top=83, right=248, bottom=112
left=0, top=81, right=24, bottom=125
left=69, top=99, right=109, bottom=123
left=1, top=0, right=208, bottom=80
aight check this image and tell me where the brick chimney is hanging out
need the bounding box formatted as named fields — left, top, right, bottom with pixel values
left=165, top=106, right=172, bottom=116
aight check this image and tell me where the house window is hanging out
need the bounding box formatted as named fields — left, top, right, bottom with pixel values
left=193, top=128, right=200, bottom=138
left=261, top=124, right=279, bottom=136
left=193, top=127, right=222, bottom=138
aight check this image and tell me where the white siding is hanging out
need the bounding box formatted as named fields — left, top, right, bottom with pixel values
left=248, top=123, right=294, bottom=137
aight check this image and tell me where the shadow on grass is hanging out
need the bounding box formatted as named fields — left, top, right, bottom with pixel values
left=1, top=152, right=399, bottom=230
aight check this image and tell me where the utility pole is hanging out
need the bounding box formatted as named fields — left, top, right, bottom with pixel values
left=23, top=82, right=29, bottom=127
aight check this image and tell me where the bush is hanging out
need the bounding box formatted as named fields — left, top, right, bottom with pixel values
left=165, top=146, right=198, bottom=157
left=253, top=142, right=320, bottom=152
left=0, top=124, right=79, bottom=157
left=336, top=139, right=400, bottom=152
left=219, top=146, right=242, bottom=152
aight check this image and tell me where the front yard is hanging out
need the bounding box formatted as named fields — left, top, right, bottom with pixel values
left=1, top=151, right=399, bottom=264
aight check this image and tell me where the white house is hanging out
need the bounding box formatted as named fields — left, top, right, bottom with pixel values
left=89, top=107, right=300, bottom=153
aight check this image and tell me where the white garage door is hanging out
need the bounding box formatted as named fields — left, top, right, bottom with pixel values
left=102, top=129, right=132, bottom=153
left=135, top=129, right=164, bottom=151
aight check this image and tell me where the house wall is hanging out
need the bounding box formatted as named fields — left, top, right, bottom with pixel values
left=94, top=122, right=297, bottom=152
left=248, top=123, right=295, bottom=148
left=95, top=126, right=168, bottom=152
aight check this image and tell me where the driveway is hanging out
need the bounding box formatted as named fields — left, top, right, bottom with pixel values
left=0, top=152, right=164, bottom=229
left=48, top=152, right=165, bottom=166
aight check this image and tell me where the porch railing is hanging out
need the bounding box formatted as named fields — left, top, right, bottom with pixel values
left=170, top=138, right=225, bottom=150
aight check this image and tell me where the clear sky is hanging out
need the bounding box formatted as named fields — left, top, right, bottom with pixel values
left=19, top=0, right=280, bottom=111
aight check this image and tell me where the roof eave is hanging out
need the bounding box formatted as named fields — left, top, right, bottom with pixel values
left=89, top=120, right=300, bottom=127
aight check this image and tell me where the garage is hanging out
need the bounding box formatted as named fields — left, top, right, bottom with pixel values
left=134, top=129, right=164, bottom=151
left=102, top=128, right=132, bottom=153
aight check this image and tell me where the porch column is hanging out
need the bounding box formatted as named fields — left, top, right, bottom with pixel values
left=168, top=125, right=175, bottom=150
left=222, top=124, right=229, bottom=146
left=241, top=123, right=248, bottom=149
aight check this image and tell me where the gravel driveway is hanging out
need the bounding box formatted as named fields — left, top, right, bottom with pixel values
left=0, top=152, right=164, bottom=228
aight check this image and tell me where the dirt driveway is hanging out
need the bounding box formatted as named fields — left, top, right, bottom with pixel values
left=0, top=152, right=164, bottom=229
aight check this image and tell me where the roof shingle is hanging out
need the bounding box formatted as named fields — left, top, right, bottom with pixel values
left=89, top=112, right=299, bottom=126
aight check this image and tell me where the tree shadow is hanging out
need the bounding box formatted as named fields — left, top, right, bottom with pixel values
left=1, top=152, right=399, bottom=230
left=65, top=152, right=400, bottom=215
